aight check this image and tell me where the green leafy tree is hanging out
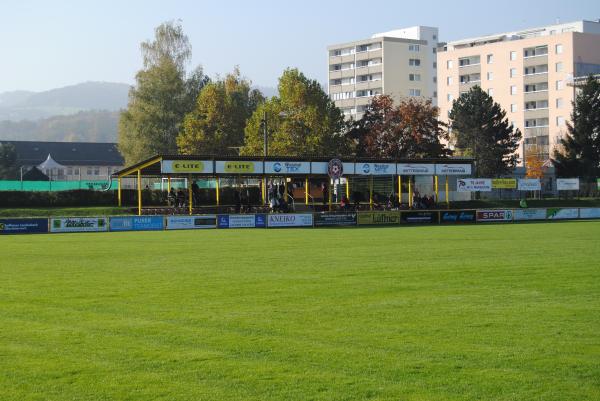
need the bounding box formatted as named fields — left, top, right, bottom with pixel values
left=177, top=67, right=264, bottom=155
left=553, top=75, right=600, bottom=179
left=347, top=95, right=449, bottom=158
left=0, top=142, right=18, bottom=179
left=118, top=21, right=208, bottom=164
left=241, top=68, right=351, bottom=156
left=449, top=86, right=521, bottom=177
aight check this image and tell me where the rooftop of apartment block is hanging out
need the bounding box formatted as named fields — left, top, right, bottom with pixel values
left=327, top=26, right=437, bottom=50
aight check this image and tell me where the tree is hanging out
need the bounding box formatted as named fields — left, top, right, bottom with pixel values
left=552, top=75, right=600, bottom=179
left=241, top=68, right=351, bottom=156
left=177, top=67, right=264, bottom=155
left=118, top=21, right=208, bottom=165
left=449, top=86, right=522, bottom=177
left=525, top=145, right=546, bottom=179
left=0, top=143, right=18, bottom=179
left=347, top=95, right=449, bottom=158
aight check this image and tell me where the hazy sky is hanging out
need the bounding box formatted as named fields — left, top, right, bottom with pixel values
left=1, top=0, right=598, bottom=92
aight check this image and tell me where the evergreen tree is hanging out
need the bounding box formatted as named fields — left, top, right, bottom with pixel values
left=449, top=86, right=521, bottom=177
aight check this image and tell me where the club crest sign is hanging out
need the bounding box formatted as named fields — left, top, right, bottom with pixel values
left=328, top=159, right=344, bottom=179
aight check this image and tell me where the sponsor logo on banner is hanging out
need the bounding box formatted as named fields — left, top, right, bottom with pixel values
left=224, top=162, right=255, bottom=173
left=50, top=217, right=108, bottom=233
left=357, top=211, right=400, bottom=225
left=492, top=178, right=517, bottom=189
left=217, top=214, right=266, bottom=228
left=401, top=211, right=438, bottom=224
left=266, top=161, right=310, bottom=175
left=357, top=163, right=395, bottom=175
left=110, top=216, right=164, bottom=231
left=397, top=163, right=435, bottom=175
left=476, top=210, right=513, bottom=222
left=579, top=208, right=600, bottom=219
left=557, top=178, right=579, bottom=191
left=314, top=213, right=357, bottom=227
left=435, top=164, right=472, bottom=175
left=0, top=218, right=48, bottom=235
left=546, top=208, right=579, bottom=220
left=166, top=215, right=216, bottom=230
left=161, top=160, right=212, bottom=174
left=518, top=178, right=541, bottom=191
left=267, top=213, right=313, bottom=227
left=440, top=210, right=476, bottom=223
left=457, top=178, right=492, bottom=192
left=514, top=209, right=547, bottom=221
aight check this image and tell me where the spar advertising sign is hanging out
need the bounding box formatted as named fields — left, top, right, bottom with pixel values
left=401, top=211, right=438, bottom=224
left=217, top=214, right=266, bottom=228
left=435, top=164, right=472, bottom=175
left=314, top=213, right=357, bottom=227
left=476, top=210, right=513, bottom=222
left=0, top=218, right=48, bottom=235
left=546, top=208, right=579, bottom=220
left=457, top=178, right=492, bottom=192
left=356, top=162, right=395, bottom=175
left=110, top=216, right=164, bottom=231
left=357, top=211, right=400, bottom=225
left=50, top=217, right=108, bottom=233
left=514, top=209, right=547, bottom=221
left=579, top=208, right=600, bottom=219
left=161, top=160, right=213, bottom=174
left=264, top=161, right=310, bottom=175
left=267, top=214, right=313, bottom=227
left=166, top=215, right=216, bottom=230
left=518, top=178, right=541, bottom=191
left=397, top=163, right=435, bottom=175
left=440, top=210, right=476, bottom=223
left=492, top=179, right=517, bottom=189
left=557, top=178, right=580, bottom=191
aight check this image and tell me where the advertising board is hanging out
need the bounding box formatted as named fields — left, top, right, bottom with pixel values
left=50, top=217, right=109, bottom=233
left=314, top=213, right=357, bottom=227
left=267, top=213, right=313, bottom=227
left=514, top=209, right=547, bottom=221
left=215, top=161, right=263, bottom=174
left=165, top=215, right=216, bottom=230
left=355, top=162, right=395, bottom=175
left=476, top=210, right=513, bottom=222
left=579, top=208, right=600, bottom=219
left=0, top=218, right=48, bottom=235
left=397, top=163, right=435, bottom=175
left=401, top=211, right=438, bottom=224
left=557, top=178, right=580, bottom=191
left=161, top=160, right=213, bottom=174
left=492, top=178, right=517, bottom=189
left=109, top=216, right=164, bottom=231
left=457, top=178, right=492, bottom=192
left=264, top=161, right=310, bottom=175
left=517, top=178, right=541, bottom=191
left=435, top=164, right=472, bottom=175
left=357, top=211, right=400, bottom=225
left=217, top=214, right=266, bottom=228
left=597, top=178, right=600, bottom=190
left=439, top=210, right=476, bottom=223
left=546, top=208, right=579, bottom=220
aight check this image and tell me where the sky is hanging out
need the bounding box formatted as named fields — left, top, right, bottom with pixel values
left=0, top=0, right=598, bottom=93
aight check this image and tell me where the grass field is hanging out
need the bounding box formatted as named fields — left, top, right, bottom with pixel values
left=1, top=223, right=599, bottom=401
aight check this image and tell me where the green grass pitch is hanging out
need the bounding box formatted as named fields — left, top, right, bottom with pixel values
left=1, top=222, right=599, bottom=401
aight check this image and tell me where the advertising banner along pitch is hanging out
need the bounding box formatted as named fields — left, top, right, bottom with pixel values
left=357, top=211, right=401, bottom=225
left=50, top=217, right=109, bottom=233
left=439, top=210, right=476, bottom=223
left=267, top=214, right=313, bottom=227
left=0, top=218, right=48, bottom=235
left=579, top=208, right=600, bottom=219
left=109, top=216, right=164, bottom=231
left=546, top=208, right=579, bottom=220
left=518, top=178, right=541, bottom=191
left=492, top=179, right=517, bottom=189
left=314, top=213, right=357, bottom=227
left=217, top=214, right=266, bottom=228
left=557, top=178, right=580, bottom=191
left=166, top=215, right=217, bottom=230
left=401, top=211, right=438, bottom=224
left=476, top=210, right=513, bottom=222
left=514, top=209, right=547, bottom=221
left=457, top=179, right=492, bottom=192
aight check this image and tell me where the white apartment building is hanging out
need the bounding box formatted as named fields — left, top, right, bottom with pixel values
left=327, top=26, right=439, bottom=119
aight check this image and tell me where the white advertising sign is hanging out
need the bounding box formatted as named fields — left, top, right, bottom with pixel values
left=457, top=178, right=492, bottom=192
left=397, top=163, right=435, bottom=175
left=161, top=160, right=213, bottom=174
left=355, top=162, right=395, bottom=175
left=435, top=164, right=472, bottom=175
left=215, top=161, right=263, bottom=174
left=546, top=208, right=579, bottom=220
left=311, top=162, right=328, bottom=175
left=579, top=208, right=600, bottom=219
left=514, top=208, right=547, bottom=221
left=557, top=178, right=580, bottom=191
left=267, top=213, right=313, bottom=227
left=50, top=217, right=109, bottom=233
left=517, top=178, right=541, bottom=191
left=166, top=215, right=216, bottom=230
left=264, top=161, right=310, bottom=175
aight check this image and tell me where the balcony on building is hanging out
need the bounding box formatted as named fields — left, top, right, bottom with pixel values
left=523, top=45, right=548, bottom=58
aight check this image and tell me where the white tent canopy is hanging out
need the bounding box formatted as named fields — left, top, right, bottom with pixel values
left=37, top=154, right=65, bottom=171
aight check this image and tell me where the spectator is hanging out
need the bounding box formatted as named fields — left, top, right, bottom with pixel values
left=168, top=187, right=176, bottom=207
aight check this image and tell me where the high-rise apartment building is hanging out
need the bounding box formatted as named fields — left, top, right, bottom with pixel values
left=437, top=20, right=600, bottom=161
left=327, top=26, right=439, bottom=120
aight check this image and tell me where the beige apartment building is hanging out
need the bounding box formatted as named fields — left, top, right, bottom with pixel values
left=327, top=26, right=439, bottom=120
left=437, top=20, right=600, bottom=162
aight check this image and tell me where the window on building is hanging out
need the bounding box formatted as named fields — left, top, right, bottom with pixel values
left=433, top=62, right=437, bottom=69
left=510, top=51, right=517, bottom=61
left=87, top=167, right=92, bottom=175
left=556, top=44, right=563, bottom=54
left=487, top=54, right=494, bottom=64
left=94, top=167, right=100, bottom=176
left=511, top=104, right=517, bottom=112
left=433, top=76, right=437, bottom=83
left=447, top=60, right=453, bottom=69
left=433, top=91, right=437, bottom=98
left=556, top=98, right=563, bottom=108
left=447, top=93, right=453, bottom=102
left=409, top=44, right=420, bottom=52
left=409, top=73, right=421, bottom=81
left=433, top=34, right=437, bottom=40
left=488, top=88, right=494, bottom=96
left=556, top=80, right=563, bottom=90
left=511, top=85, right=517, bottom=95
left=74, top=168, right=80, bottom=176
left=556, top=116, right=565, bottom=126
left=555, top=62, right=563, bottom=72
left=409, top=89, right=421, bottom=97
left=447, top=76, right=453, bottom=85
left=409, top=59, right=421, bottom=66
left=487, top=72, right=493, bottom=81
left=510, top=68, right=517, bottom=78
left=67, top=168, right=73, bottom=176
left=433, top=48, right=437, bottom=54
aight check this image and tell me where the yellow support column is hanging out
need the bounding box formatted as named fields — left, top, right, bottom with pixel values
left=434, top=175, right=439, bottom=203
left=398, top=175, right=402, bottom=205
left=216, top=177, right=220, bottom=206
left=262, top=178, right=267, bottom=204
left=284, top=178, right=288, bottom=198
left=408, top=177, right=412, bottom=208
left=445, top=175, right=449, bottom=207
left=117, top=177, right=122, bottom=207
left=305, top=177, right=309, bottom=205
left=328, top=180, right=333, bottom=211
left=369, top=176, right=373, bottom=210
left=137, top=169, right=142, bottom=216
left=188, top=175, right=193, bottom=215
left=345, top=178, right=350, bottom=199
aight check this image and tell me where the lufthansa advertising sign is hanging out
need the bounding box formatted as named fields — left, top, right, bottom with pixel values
left=435, top=164, right=472, bottom=175
left=397, top=163, right=435, bottom=175
left=0, top=218, right=48, bottom=235
left=264, top=161, right=310, bottom=175
left=216, top=161, right=263, bottom=174
left=356, top=163, right=395, bottom=176
left=161, top=160, right=213, bottom=174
